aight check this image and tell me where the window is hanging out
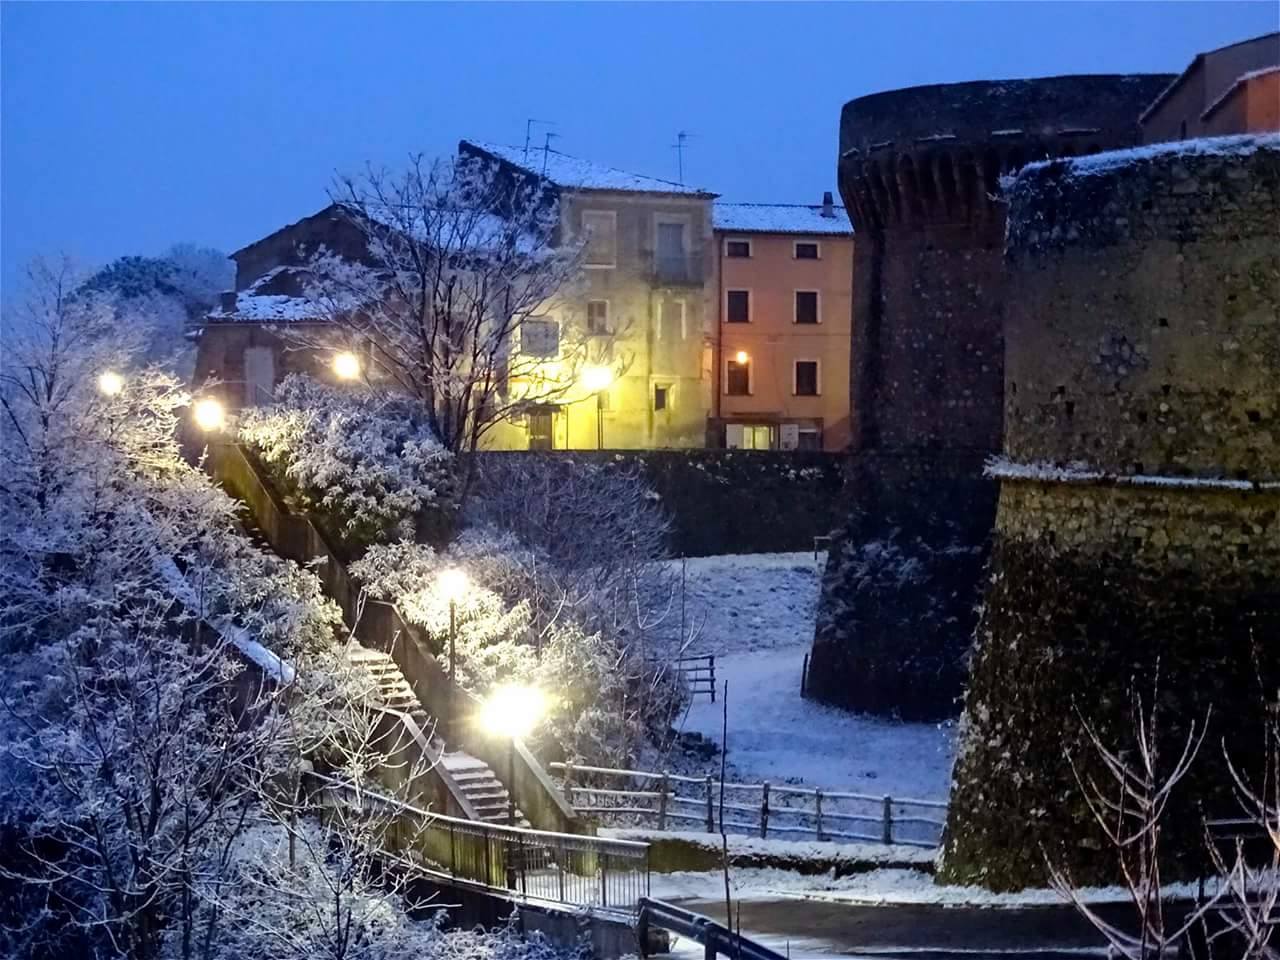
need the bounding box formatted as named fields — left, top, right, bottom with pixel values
left=726, top=424, right=774, bottom=450
left=659, top=298, right=686, bottom=340
left=725, top=239, right=751, bottom=258
left=521, top=318, right=559, bottom=357
left=587, top=300, right=609, bottom=335
left=527, top=408, right=554, bottom=450
left=794, top=360, right=819, bottom=396
left=582, top=210, right=616, bottom=267
left=797, top=428, right=822, bottom=451
left=656, top=220, right=688, bottom=282
left=726, top=357, right=751, bottom=396
left=654, top=385, right=669, bottom=411
left=726, top=289, right=750, bottom=324
left=794, top=291, right=819, bottom=325
left=794, top=241, right=820, bottom=260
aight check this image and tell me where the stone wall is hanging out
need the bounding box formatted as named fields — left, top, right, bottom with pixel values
left=941, top=136, right=1280, bottom=890
left=808, top=74, right=1173, bottom=720
left=477, top=450, right=847, bottom=557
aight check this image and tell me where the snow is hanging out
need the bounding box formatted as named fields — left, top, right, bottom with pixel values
left=1201, top=65, right=1280, bottom=121
left=674, top=553, right=955, bottom=813
left=210, top=291, right=322, bottom=322
left=1019, top=132, right=1280, bottom=179
left=987, top=455, right=1279, bottom=491
left=462, top=140, right=713, bottom=196
left=605, top=828, right=935, bottom=872
left=713, top=202, right=853, bottom=236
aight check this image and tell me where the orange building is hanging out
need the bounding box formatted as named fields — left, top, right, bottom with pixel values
left=712, top=195, right=853, bottom=451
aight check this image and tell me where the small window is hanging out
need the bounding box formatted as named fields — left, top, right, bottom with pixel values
left=726, top=358, right=750, bottom=396
left=654, top=385, right=669, bottom=411
left=725, top=239, right=751, bottom=258
left=521, top=318, right=560, bottom=357
left=797, top=429, right=821, bottom=451
left=587, top=300, right=609, bottom=335
left=794, top=241, right=820, bottom=260
left=795, top=360, right=819, bottom=396
left=582, top=210, right=616, bottom=267
left=726, top=290, right=750, bottom=324
left=794, top=291, right=819, bottom=325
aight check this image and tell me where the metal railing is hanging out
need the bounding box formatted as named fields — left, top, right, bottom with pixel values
left=311, top=773, right=651, bottom=916
left=550, top=762, right=948, bottom=848
left=674, top=654, right=716, bottom=702
left=637, top=897, right=788, bottom=960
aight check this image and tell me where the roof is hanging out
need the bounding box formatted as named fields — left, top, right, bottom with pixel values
left=713, top=202, right=854, bottom=236
left=1139, top=31, right=1280, bottom=124
left=208, top=266, right=327, bottom=323
left=1201, top=65, right=1280, bottom=121
left=461, top=140, right=715, bottom=197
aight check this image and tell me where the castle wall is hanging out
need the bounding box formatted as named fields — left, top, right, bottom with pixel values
left=807, top=75, right=1173, bottom=721
left=941, top=136, right=1280, bottom=890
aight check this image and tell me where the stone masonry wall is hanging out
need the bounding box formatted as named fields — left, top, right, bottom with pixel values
left=941, top=136, right=1280, bottom=890
left=808, top=75, right=1173, bottom=721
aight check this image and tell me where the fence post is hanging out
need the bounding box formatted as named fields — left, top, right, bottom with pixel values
left=600, top=852, right=608, bottom=909
left=760, top=782, right=770, bottom=839
left=801, top=653, right=809, bottom=697
left=814, top=789, right=824, bottom=842
left=709, top=656, right=716, bottom=703
left=563, top=762, right=575, bottom=805
left=882, top=795, right=894, bottom=845
left=704, top=775, right=715, bottom=833
left=558, top=836, right=566, bottom=902
left=658, top=772, right=670, bottom=831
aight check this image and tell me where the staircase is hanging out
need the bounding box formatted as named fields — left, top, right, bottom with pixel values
left=347, top=646, right=528, bottom=827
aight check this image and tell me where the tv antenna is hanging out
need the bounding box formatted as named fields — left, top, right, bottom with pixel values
left=523, top=119, right=557, bottom=162
left=540, top=131, right=561, bottom=175
left=672, top=130, right=695, bottom=184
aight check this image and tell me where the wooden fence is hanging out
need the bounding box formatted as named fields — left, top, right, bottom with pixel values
left=549, top=762, right=947, bottom=849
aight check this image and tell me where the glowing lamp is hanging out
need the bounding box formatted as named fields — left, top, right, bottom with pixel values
left=97, top=371, right=125, bottom=397
left=332, top=351, right=361, bottom=380
left=581, top=365, right=613, bottom=393
left=479, top=683, right=546, bottom=741
left=438, top=567, right=469, bottom=602
left=192, top=398, right=226, bottom=432
left=734, top=350, right=750, bottom=365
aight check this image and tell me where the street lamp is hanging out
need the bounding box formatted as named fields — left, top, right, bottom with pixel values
left=97, top=371, right=125, bottom=397
left=581, top=365, right=613, bottom=451
left=734, top=350, right=750, bottom=365
left=437, top=567, right=469, bottom=740
left=332, top=351, right=361, bottom=380
left=192, top=397, right=226, bottom=432
left=479, top=683, right=546, bottom=826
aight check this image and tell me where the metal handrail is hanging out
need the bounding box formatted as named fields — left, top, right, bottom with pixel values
left=637, top=897, right=788, bottom=960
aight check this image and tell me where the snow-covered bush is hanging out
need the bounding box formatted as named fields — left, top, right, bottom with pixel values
left=239, top=374, right=456, bottom=554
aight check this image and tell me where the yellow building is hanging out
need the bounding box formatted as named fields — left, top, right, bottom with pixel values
left=460, top=141, right=717, bottom=450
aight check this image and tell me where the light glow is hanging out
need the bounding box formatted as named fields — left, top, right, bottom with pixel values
left=734, top=350, right=750, bottom=365
left=97, top=371, right=125, bottom=396
left=437, top=567, right=469, bottom=602
left=479, top=683, right=546, bottom=740
left=581, top=365, right=613, bottom=393
left=332, top=351, right=361, bottom=380
left=192, top=398, right=226, bottom=432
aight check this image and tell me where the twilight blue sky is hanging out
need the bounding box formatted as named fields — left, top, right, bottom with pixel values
left=2, top=1, right=1276, bottom=291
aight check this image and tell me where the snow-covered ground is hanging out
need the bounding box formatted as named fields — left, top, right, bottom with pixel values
left=675, top=553, right=955, bottom=803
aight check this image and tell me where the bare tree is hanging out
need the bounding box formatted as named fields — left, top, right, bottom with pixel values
left=288, top=154, right=615, bottom=495
left=1046, top=674, right=1214, bottom=959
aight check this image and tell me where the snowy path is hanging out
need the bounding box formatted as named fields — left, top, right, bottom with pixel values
left=677, top=553, right=955, bottom=800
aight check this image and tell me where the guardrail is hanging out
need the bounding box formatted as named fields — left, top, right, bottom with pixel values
left=637, top=897, right=788, bottom=960
left=310, top=772, right=650, bottom=916
left=673, top=654, right=716, bottom=702
left=550, top=762, right=947, bottom=848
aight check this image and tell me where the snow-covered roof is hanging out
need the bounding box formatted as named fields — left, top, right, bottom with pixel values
left=461, top=140, right=715, bottom=197
left=1201, top=65, right=1280, bottom=121
left=713, top=202, right=854, bottom=236
left=208, top=266, right=329, bottom=323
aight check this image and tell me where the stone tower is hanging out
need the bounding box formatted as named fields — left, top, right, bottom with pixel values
left=807, top=75, right=1173, bottom=721
left=942, top=135, right=1280, bottom=889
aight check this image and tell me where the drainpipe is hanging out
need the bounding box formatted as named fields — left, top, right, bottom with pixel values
left=714, top=232, right=723, bottom=442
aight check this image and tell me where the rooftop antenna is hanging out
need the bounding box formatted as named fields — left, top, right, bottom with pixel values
left=541, top=131, right=560, bottom=176
left=671, top=131, right=695, bottom=184
left=523, top=119, right=556, bottom=162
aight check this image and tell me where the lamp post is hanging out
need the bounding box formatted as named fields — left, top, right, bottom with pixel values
left=437, top=567, right=468, bottom=740
left=581, top=365, right=613, bottom=451
left=97, top=371, right=125, bottom=397
left=332, top=351, right=361, bottom=381
left=192, top=397, right=226, bottom=433
left=479, top=684, right=546, bottom=826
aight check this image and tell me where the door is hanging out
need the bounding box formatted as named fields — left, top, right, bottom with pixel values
left=527, top=408, right=554, bottom=450
left=243, top=346, right=275, bottom=407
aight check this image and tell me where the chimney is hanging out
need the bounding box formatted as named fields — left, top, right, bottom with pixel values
left=219, top=290, right=238, bottom=312
left=821, top=191, right=835, bottom=218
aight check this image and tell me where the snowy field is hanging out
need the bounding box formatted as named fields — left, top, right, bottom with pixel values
left=674, top=553, right=955, bottom=802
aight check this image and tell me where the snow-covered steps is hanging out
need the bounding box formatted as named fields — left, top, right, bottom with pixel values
left=347, top=646, right=432, bottom=731
left=441, top=750, right=530, bottom=828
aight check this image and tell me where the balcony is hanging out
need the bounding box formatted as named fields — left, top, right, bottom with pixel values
left=649, top=252, right=704, bottom=287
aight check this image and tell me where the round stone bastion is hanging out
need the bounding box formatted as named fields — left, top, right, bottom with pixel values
left=941, top=134, right=1280, bottom=891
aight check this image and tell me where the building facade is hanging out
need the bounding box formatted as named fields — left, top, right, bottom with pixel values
left=1140, top=32, right=1280, bottom=142
left=710, top=196, right=854, bottom=452
left=460, top=141, right=716, bottom=451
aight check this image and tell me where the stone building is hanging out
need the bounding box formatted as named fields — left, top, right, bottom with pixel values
left=941, top=134, right=1280, bottom=890
left=712, top=196, right=854, bottom=452
left=1140, top=31, right=1280, bottom=143
left=805, top=74, right=1173, bottom=721
left=459, top=141, right=717, bottom=450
